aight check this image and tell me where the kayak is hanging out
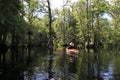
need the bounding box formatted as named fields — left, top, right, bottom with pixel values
left=66, top=48, right=79, bottom=57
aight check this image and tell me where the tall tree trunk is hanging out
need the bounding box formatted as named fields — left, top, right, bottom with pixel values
left=86, top=0, right=89, bottom=46
left=95, top=14, right=99, bottom=47
left=47, top=0, right=53, bottom=55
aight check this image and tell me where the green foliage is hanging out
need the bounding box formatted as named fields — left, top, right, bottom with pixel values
left=0, top=0, right=120, bottom=49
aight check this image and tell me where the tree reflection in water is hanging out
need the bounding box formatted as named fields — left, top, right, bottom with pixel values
left=31, top=67, right=48, bottom=80
left=31, top=56, right=55, bottom=80
left=0, top=48, right=120, bottom=80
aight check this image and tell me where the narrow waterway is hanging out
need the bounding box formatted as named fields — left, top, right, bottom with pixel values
left=0, top=47, right=120, bottom=80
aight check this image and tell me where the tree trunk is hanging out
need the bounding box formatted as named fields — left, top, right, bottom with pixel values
left=47, top=0, right=53, bottom=55
left=95, top=14, right=99, bottom=48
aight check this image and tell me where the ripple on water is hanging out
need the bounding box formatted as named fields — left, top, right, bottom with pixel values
left=32, top=67, right=48, bottom=80
left=100, top=62, right=114, bottom=80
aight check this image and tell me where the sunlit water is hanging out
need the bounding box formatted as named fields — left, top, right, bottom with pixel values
left=0, top=48, right=120, bottom=80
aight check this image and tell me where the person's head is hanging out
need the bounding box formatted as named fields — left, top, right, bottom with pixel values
left=69, top=42, right=74, bottom=46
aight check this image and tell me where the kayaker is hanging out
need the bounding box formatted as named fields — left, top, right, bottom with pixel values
left=68, top=42, right=75, bottom=49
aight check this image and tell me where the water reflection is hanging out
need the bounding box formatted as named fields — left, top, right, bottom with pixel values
left=30, top=48, right=119, bottom=80
left=0, top=47, right=120, bottom=80
left=31, top=67, right=48, bottom=80
left=54, top=49, right=119, bottom=80
left=48, top=56, right=54, bottom=79
left=0, top=47, right=34, bottom=80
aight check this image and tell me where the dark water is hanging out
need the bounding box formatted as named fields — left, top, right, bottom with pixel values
left=0, top=47, right=120, bottom=80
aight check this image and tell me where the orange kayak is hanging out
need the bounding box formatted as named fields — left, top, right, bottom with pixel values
left=66, top=48, right=80, bottom=57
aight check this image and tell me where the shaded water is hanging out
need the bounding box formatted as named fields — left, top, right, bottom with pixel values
left=0, top=47, right=120, bottom=80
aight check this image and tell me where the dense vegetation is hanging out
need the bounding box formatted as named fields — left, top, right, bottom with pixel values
left=0, top=0, right=120, bottom=50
